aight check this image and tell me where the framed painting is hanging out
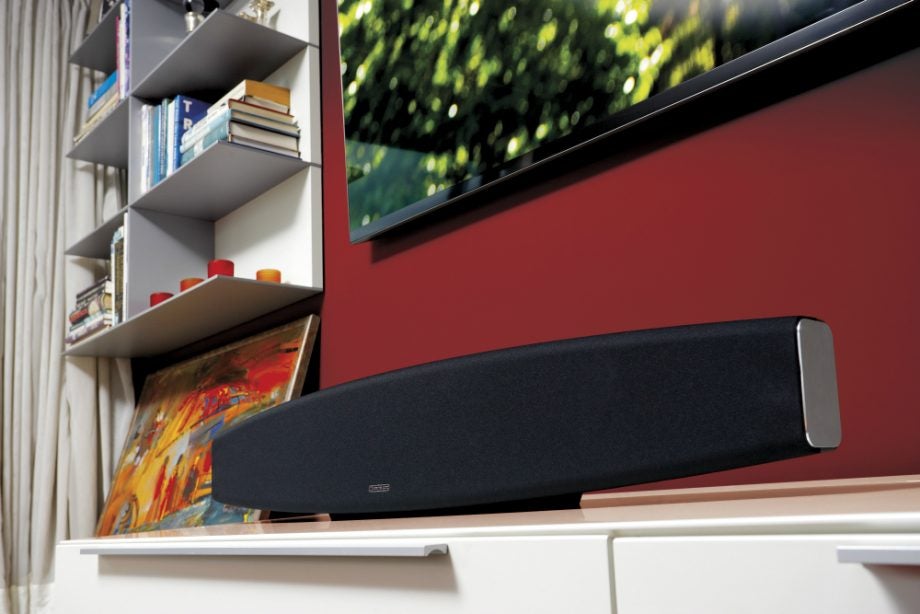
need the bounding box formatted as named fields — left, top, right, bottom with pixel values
left=96, top=315, right=319, bottom=535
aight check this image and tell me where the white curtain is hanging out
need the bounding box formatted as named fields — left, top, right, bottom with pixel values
left=1, top=1, right=134, bottom=613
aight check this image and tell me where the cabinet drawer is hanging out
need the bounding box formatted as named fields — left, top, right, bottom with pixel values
left=613, top=534, right=920, bottom=614
left=56, top=535, right=613, bottom=614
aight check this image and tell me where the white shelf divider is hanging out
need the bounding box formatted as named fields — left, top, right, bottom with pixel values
left=130, top=141, right=311, bottom=220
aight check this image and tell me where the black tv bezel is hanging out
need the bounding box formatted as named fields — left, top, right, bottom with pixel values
left=344, top=0, right=915, bottom=243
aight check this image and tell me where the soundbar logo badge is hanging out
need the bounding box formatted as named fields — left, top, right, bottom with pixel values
left=368, top=483, right=391, bottom=494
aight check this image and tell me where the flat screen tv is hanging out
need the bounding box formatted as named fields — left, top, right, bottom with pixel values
left=338, top=0, right=912, bottom=242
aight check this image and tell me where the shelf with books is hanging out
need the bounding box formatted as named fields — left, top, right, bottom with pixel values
left=131, top=10, right=312, bottom=101
left=63, top=276, right=320, bottom=358
left=130, top=140, right=311, bottom=220
left=63, top=0, right=323, bottom=359
left=67, top=97, right=130, bottom=167
left=69, top=0, right=122, bottom=73
left=65, top=209, right=127, bottom=259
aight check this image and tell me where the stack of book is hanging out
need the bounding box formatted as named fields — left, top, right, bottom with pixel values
left=179, top=79, right=301, bottom=166
left=66, top=277, right=114, bottom=346
left=73, top=0, right=130, bottom=145
left=140, top=95, right=209, bottom=192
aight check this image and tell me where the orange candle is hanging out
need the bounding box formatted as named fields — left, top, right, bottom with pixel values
left=256, top=268, right=282, bottom=283
left=180, top=277, right=204, bottom=291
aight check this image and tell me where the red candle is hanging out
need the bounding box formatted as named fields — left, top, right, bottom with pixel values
left=208, top=259, right=234, bottom=277
left=256, top=268, right=281, bottom=283
left=180, top=277, right=204, bottom=291
left=149, top=292, right=173, bottom=307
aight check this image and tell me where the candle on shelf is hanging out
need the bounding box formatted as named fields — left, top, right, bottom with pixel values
left=207, top=259, right=234, bottom=277
left=180, top=277, right=204, bottom=291
left=256, top=268, right=282, bottom=283
left=149, top=292, right=173, bottom=307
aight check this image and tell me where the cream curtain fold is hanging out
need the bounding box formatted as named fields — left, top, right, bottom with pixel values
left=1, top=1, right=134, bottom=613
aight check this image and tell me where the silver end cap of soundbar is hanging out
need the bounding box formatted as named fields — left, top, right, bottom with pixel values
left=797, top=318, right=842, bottom=449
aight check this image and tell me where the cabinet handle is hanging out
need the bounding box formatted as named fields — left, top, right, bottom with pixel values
left=837, top=546, right=920, bottom=566
left=80, top=542, right=449, bottom=558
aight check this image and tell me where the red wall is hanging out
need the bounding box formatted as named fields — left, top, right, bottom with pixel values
left=318, top=1, right=920, bottom=489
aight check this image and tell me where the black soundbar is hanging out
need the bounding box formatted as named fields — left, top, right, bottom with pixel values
left=212, top=317, right=840, bottom=516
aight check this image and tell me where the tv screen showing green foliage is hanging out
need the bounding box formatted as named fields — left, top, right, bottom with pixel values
left=338, top=0, right=900, bottom=241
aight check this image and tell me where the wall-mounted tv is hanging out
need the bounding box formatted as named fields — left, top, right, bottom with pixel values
left=338, top=0, right=912, bottom=242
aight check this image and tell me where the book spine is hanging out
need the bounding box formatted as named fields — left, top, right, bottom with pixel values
left=111, top=226, right=125, bottom=325
left=140, top=105, right=150, bottom=193
left=115, top=12, right=122, bottom=98
left=120, top=0, right=131, bottom=98
left=180, top=121, right=230, bottom=166
left=166, top=99, right=176, bottom=176
left=151, top=103, right=161, bottom=186
left=172, top=96, right=209, bottom=172
left=230, top=111, right=300, bottom=137
left=158, top=99, right=168, bottom=184
left=116, top=3, right=127, bottom=98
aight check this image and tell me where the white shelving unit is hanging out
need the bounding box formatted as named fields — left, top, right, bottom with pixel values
left=65, top=0, right=322, bottom=358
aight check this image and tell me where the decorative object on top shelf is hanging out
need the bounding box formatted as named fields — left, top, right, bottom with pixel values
left=180, top=277, right=203, bottom=291
left=149, top=292, right=173, bottom=307
left=207, top=258, right=234, bottom=277
left=238, top=0, right=279, bottom=27
left=97, top=0, right=119, bottom=23
left=256, top=268, right=281, bottom=283
left=183, top=0, right=219, bottom=32
left=96, top=315, right=320, bottom=535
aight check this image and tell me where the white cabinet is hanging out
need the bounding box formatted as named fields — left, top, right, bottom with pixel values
left=53, top=476, right=920, bottom=613
left=55, top=535, right=614, bottom=614
left=613, top=534, right=920, bottom=614
left=65, top=0, right=322, bottom=358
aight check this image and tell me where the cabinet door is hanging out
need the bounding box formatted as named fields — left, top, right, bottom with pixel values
left=55, top=534, right=614, bottom=614
left=613, top=534, right=920, bottom=614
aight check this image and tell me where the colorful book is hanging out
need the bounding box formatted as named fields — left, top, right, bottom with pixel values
left=87, top=86, right=118, bottom=119
left=87, top=71, right=118, bottom=108
left=180, top=120, right=299, bottom=165
left=181, top=107, right=298, bottom=151
left=66, top=312, right=113, bottom=345
left=73, top=94, right=121, bottom=144
left=74, top=276, right=111, bottom=304
left=69, top=290, right=113, bottom=325
left=223, top=99, right=296, bottom=124
left=169, top=95, right=208, bottom=174
left=209, top=80, right=291, bottom=115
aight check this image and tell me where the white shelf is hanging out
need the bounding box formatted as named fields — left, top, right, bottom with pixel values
left=67, top=98, right=130, bottom=168
left=131, top=141, right=311, bottom=220
left=66, top=209, right=127, bottom=258
left=131, top=10, right=310, bottom=101
left=63, top=276, right=320, bottom=358
left=69, top=1, right=122, bottom=73
left=63, top=0, right=323, bottom=358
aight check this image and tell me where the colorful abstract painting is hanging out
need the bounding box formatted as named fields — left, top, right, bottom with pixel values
left=96, top=316, right=319, bottom=535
